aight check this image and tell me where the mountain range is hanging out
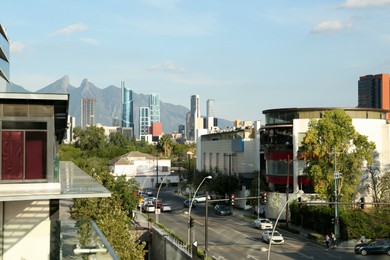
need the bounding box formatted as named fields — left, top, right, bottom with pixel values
left=7, top=76, right=233, bottom=136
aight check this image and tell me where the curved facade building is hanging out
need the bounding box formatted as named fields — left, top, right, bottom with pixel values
left=262, top=107, right=389, bottom=194
left=0, top=23, right=10, bottom=92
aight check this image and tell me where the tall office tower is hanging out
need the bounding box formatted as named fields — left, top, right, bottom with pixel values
left=189, top=95, right=201, bottom=140
left=80, top=98, right=96, bottom=129
left=358, top=74, right=390, bottom=119
left=64, top=116, right=76, bottom=144
left=149, top=93, right=160, bottom=123
left=139, top=106, right=150, bottom=137
left=206, top=99, right=215, bottom=117
left=0, top=24, right=10, bottom=92
left=121, top=81, right=134, bottom=129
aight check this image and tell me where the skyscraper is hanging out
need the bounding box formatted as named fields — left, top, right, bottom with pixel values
left=139, top=106, right=150, bottom=138
left=80, top=98, right=96, bottom=128
left=207, top=99, right=215, bottom=117
left=149, top=93, right=160, bottom=123
left=121, top=81, right=134, bottom=129
left=358, top=74, right=390, bottom=119
left=0, top=23, right=10, bottom=92
left=189, top=95, right=203, bottom=141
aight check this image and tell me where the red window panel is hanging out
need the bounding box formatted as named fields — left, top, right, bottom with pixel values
left=2, top=131, right=24, bottom=180
left=25, top=132, right=47, bottom=179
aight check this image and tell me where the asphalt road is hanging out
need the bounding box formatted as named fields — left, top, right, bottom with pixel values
left=149, top=188, right=389, bottom=260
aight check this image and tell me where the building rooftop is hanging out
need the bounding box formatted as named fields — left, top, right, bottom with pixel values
left=0, top=161, right=111, bottom=202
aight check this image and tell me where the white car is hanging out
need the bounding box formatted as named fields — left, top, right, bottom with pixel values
left=161, top=203, right=172, bottom=212
left=262, top=230, right=284, bottom=245
left=254, top=218, right=273, bottom=230
left=193, top=195, right=211, bottom=203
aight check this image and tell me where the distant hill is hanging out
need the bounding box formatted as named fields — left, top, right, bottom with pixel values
left=7, top=75, right=233, bottom=136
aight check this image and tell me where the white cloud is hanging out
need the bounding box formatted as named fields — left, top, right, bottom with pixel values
left=342, top=0, right=390, bottom=8
left=10, top=41, right=24, bottom=54
left=80, top=38, right=99, bottom=45
left=53, top=23, right=87, bottom=35
left=148, top=60, right=185, bottom=73
left=311, top=20, right=352, bottom=33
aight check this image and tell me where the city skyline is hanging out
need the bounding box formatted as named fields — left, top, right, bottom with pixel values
left=3, top=1, right=390, bottom=122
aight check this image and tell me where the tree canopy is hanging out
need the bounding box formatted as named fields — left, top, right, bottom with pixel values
left=299, top=109, right=376, bottom=201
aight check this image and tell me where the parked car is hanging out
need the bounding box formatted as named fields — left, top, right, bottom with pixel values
left=354, top=239, right=390, bottom=256
left=184, top=199, right=197, bottom=208
left=254, top=218, right=273, bottom=230
left=262, top=230, right=284, bottom=245
left=193, top=194, right=211, bottom=203
left=161, top=203, right=172, bottom=212
left=214, top=204, right=233, bottom=216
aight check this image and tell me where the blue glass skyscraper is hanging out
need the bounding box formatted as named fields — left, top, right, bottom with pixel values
left=121, top=81, right=134, bottom=129
left=149, top=93, right=160, bottom=123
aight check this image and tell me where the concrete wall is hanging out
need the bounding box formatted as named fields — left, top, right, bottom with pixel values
left=151, top=228, right=193, bottom=260
left=1, top=200, right=51, bottom=260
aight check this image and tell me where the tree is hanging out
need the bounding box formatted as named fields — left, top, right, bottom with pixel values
left=300, top=109, right=376, bottom=201
left=73, top=126, right=107, bottom=151
left=156, top=134, right=173, bottom=157
left=109, top=131, right=130, bottom=148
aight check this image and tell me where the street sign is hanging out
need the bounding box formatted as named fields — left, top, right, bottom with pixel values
left=155, top=208, right=161, bottom=214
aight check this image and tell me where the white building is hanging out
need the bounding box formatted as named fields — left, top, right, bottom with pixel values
left=107, top=151, right=178, bottom=189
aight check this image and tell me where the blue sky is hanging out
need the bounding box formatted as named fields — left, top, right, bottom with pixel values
left=3, top=0, right=390, bottom=122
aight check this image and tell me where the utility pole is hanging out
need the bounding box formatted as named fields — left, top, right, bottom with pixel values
left=333, top=145, right=340, bottom=245
left=284, top=155, right=291, bottom=227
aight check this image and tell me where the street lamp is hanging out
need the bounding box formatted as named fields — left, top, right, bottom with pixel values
left=332, top=145, right=341, bottom=245
left=267, top=190, right=304, bottom=260
left=155, top=174, right=168, bottom=224
left=188, top=175, right=212, bottom=246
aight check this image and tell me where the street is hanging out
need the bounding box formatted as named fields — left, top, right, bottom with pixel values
left=147, top=188, right=388, bottom=260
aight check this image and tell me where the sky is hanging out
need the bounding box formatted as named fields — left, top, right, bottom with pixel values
left=2, top=0, right=390, bottom=122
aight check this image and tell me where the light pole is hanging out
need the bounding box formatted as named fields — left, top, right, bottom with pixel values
left=188, top=175, right=212, bottom=246
left=333, top=145, right=341, bottom=245
left=155, top=173, right=169, bottom=223
left=267, top=190, right=304, bottom=260
left=283, top=155, right=293, bottom=227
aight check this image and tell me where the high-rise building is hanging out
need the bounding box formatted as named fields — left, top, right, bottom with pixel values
left=358, top=74, right=390, bottom=119
left=189, top=95, right=202, bottom=141
left=207, top=99, right=215, bottom=117
left=121, top=81, right=134, bottom=129
left=139, top=106, right=150, bottom=138
left=80, top=98, right=96, bottom=128
left=0, top=23, right=10, bottom=92
left=149, top=93, right=160, bottom=123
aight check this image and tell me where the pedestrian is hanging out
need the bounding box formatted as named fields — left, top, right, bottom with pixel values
left=331, top=233, right=336, bottom=248
left=360, top=234, right=366, bottom=244
left=325, top=234, right=330, bottom=250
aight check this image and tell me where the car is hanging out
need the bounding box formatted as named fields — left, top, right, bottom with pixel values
left=262, top=230, right=284, bottom=245
left=354, top=239, right=390, bottom=256
left=254, top=218, right=273, bottom=230
left=151, top=199, right=164, bottom=208
left=193, top=194, right=211, bottom=203
left=144, top=190, right=153, bottom=196
left=161, top=203, right=172, bottom=212
left=214, top=204, right=233, bottom=216
left=184, top=199, right=197, bottom=208
left=142, top=202, right=155, bottom=213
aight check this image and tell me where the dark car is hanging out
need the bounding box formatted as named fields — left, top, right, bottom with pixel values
left=214, top=204, right=233, bottom=216
left=184, top=199, right=197, bottom=208
left=354, top=239, right=390, bottom=256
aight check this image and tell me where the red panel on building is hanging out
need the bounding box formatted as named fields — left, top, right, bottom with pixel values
left=265, top=151, right=293, bottom=161
left=150, top=122, right=162, bottom=136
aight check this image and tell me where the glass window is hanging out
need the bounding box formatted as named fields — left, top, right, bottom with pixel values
left=1, top=130, right=47, bottom=181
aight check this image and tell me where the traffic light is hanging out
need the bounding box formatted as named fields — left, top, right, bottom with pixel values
left=231, top=194, right=235, bottom=206
left=189, top=217, right=194, bottom=228
left=263, top=192, right=268, bottom=204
